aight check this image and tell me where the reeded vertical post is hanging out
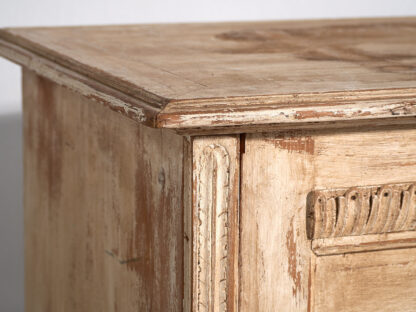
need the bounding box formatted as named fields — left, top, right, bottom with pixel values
left=191, top=136, right=240, bottom=312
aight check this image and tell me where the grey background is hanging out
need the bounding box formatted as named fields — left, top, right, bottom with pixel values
left=1, top=1, right=416, bottom=310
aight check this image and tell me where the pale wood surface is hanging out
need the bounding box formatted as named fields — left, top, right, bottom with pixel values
left=240, top=134, right=314, bottom=311
left=2, top=17, right=416, bottom=132
left=23, top=69, right=184, bottom=311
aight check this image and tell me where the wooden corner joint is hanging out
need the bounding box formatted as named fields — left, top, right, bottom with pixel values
left=193, top=143, right=237, bottom=312
left=307, top=182, right=416, bottom=255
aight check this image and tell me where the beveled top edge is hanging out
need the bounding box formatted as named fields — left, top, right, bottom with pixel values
left=1, top=17, right=416, bottom=133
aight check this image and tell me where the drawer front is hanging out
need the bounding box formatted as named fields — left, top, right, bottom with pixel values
left=240, top=127, right=416, bottom=312
left=308, top=182, right=416, bottom=311
left=313, top=248, right=416, bottom=312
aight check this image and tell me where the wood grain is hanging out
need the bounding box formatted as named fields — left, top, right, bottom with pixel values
left=313, top=127, right=416, bottom=189
left=2, top=17, right=416, bottom=132
left=240, top=134, right=314, bottom=311
left=313, top=248, right=416, bottom=312
left=23, top=69, right=184, bottom=312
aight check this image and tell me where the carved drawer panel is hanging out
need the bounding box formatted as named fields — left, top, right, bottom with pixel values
left=308, top=182, right=416, bottom=239
left=307, top=182, right=416, bottom=255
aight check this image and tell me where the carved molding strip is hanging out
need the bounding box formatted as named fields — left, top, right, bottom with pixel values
left=312, top=231, right=416, bottom=256
left=307, top=182, right=416, bottom=239
left=195, top=144, right=230, bottom=312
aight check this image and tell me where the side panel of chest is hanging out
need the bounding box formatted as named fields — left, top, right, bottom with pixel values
left=23, top=69, right=185, bottom=312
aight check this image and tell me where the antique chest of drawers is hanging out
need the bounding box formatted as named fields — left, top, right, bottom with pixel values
left=1, top=17, right=416, bottom=312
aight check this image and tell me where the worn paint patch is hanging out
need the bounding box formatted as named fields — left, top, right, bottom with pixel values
left=294, top=110, right=346, bottom=120
left=390, top=101, right=416, bottom=115
left=86, top=94, right=146, bottom=122
left=286, top=217, right=302, bottom=297
left=265, top=135, right=314, bottom=155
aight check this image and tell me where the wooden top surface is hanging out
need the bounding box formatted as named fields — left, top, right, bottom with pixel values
left=1, top=17, right=416, bottom=133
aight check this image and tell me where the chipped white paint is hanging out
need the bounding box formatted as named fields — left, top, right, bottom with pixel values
left=159, top=97, right=416, bottom=131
